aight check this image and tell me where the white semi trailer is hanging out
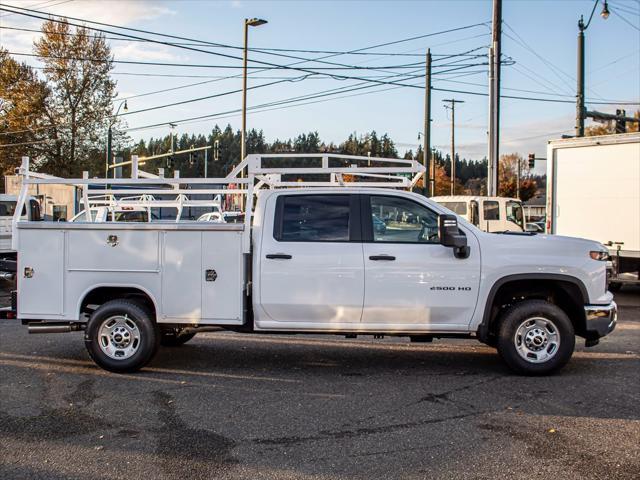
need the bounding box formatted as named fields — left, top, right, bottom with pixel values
left=546, top=132, right=640, bottom=289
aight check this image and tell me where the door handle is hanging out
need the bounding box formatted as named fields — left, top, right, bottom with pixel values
left=266, top=253, right=292, bottom=260
left=369, top=255, right=396, bottom=261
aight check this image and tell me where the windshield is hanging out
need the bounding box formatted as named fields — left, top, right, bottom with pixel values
left=506, top=201, right=524, bottom=229
left=438, top=201, right=467, bottom=215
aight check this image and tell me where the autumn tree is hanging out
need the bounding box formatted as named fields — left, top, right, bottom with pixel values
left=34, top=19, right=118, bottom=176
left=0, top=49, right=50, bottom=176
left=498, top=153, right=537, bottom=201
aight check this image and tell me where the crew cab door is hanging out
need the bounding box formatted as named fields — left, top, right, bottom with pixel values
left=257, top=194, right=364, bottom=328
left=361, top=194, right=480, bottom=330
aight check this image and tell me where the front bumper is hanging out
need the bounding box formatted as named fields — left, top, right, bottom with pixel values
left=584, top=301, right=617, bottom=339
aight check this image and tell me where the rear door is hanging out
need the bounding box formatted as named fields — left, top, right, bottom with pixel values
left=361, top=194, right=480, bottom=330
left=258, top=194, right=364, bottom=327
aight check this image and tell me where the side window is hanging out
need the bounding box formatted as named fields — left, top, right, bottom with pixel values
left=276, top=195, right=351, bottom=242
left=369, top=195, right=439, bottom=243
left=483, top=201, right=500, bottom=221
left=506, top=201, right=524, bottom=229
left=51, top=205, right=66, bottom=222
left=31, top=199, right=43, bottom=221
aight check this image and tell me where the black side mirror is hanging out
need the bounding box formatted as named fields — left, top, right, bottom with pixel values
left=438, top=214, right=470, bottom=259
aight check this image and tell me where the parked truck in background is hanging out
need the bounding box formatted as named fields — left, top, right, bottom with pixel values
left=0, top=194, right=41, bottom=280
left=431, top=195, right=525, bottom=232
left=4, top=154, right=617, bottom=376
left=547, top=132, right=640, bottom=290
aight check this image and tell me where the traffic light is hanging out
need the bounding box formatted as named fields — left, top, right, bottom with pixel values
left=615, top=109, right=626, bottom=134
left=166, top=156, right=173, bottom=169
left=528, top=153, right=535, bottom=169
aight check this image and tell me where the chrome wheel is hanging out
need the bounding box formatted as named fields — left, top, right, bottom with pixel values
left=98, top=315, right=141, bottom=360
left=514, top=317, right=560, bottom=364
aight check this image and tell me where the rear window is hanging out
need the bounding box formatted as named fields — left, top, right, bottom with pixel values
left=0, top=201, right=18, bottom=217
left=440, top=201, right=467, bottom=215
left=276, top=195, right=351, bottom=242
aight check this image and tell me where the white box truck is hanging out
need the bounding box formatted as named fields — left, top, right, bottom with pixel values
left=2, top=153, right=617, bottom=376
left=546, top=132, right=640, bottom=289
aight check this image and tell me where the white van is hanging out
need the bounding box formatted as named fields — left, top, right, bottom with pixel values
left=431, top=195, right=524, bottom=233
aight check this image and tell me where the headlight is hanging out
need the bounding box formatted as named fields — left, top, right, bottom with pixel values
left=590, top=250, right=610, bottom=261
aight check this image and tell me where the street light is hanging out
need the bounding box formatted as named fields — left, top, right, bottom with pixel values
left=576, top=0, right=609, bottom=137
left=240, top=17, right=267, bottom=210
left=106, top=99, right=127, bottom=177
left=241, top=17, right=268, bottom=164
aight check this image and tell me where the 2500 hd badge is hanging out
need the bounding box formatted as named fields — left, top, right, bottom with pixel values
left=430, top=286, right=472, bottom=291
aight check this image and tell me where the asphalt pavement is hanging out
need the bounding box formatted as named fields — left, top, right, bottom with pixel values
left=0, top=283, right=638, bottom=480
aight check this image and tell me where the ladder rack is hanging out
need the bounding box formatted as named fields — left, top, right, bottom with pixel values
left=13, top=153, right=425, bottom=253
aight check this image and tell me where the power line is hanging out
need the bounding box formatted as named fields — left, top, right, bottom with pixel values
left=0, top=25, right=488, bottom=58
left=0, top=4, right=487, bottom=79
left=0, top=0, right=71, bottom=18
left=610, top=1, right=640, bottom=17
left=5, top=51, right=427, bottom=71
left=611, top=6, right=640, bottom=31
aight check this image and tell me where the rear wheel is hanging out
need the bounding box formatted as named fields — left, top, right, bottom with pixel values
left=160, top=329, right=197, bottom=347
left=84, top=299, right=159, bottom=373
left=496, top=299, right=575, bottom=375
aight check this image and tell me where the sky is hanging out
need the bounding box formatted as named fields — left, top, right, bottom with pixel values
left=1, top=0, right=639, bottom=173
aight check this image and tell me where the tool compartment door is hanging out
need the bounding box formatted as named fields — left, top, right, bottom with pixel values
left=201, top=230, right=243, bottom=323
left=18, top=228, right=64, bottom=317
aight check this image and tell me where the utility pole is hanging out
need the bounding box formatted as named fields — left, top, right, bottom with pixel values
left=106, top=100, right=127, bottom=178
left=169, top=123, right=176, bottom=153
left=423, top=49, right=432, bottom=196
left=576, top=1, right=610, bottom=137
left=487, top=0, right=502, bottom=196
left=576, top=20, right=585, bottom=137
left=443, top=99, right=464, bottom=195
left=516, top=157, right=521, bottom=199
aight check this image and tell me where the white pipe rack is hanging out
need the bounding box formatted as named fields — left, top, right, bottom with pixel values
left=13, top=153, right=425, bottom=253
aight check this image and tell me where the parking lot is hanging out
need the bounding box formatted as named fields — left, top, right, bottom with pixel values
left=0, top=283, right=638, bottom=480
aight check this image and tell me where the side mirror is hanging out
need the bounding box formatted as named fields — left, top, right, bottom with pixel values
left=438, top=214, right=470, bottom=259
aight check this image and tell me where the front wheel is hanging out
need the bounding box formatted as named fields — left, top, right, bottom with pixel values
left=496, top=299, right=575, bottom=376
left=84, top=299, right=159, bottom=373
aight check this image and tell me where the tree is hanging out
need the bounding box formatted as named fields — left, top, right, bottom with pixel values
left=498, top=153, right=537, bottom=201
left=0, top=49, right=50, bottom=176
left=34, top=19, right=117, bottom=176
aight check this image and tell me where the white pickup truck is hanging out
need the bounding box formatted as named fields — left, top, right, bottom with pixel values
left=7, top=154, right=617, bottom=376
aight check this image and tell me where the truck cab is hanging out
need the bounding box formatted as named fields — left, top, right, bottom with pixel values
left=431, top=195, right=525, bottom=233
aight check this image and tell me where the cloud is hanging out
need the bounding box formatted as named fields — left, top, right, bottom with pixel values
left=45, top=0, right=176, bottom=25
left=112, top=42, right=182, bottom=62
left=0, top=0, right=176, bottom=56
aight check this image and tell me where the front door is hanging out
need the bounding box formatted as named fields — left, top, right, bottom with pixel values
left=258, top=194, right=364, bottom=328
left=361, top=194, right=480, bottom=330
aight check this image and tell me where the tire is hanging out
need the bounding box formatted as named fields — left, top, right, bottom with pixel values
left=160, top=329, right=197, bottom=347
left=608, top=282, right=623, bottom=293
left=496, top=299, right=575, bottom=376
left=84, top=299, right=159, bottom=373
